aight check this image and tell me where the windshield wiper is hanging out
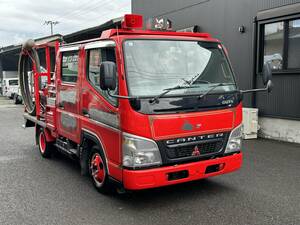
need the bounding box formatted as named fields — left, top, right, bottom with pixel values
left=149, top=85, right=196, bottom=104
left=198, top=83, right=235, bottom=99
left=149, top=82, right=235, bottom=104
left=149, top=74, right=212, bottom=104
left=181, top=73, right=210, bottom=86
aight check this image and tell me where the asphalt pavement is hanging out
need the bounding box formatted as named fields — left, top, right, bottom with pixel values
left=0, top=101, right=299, bottom=225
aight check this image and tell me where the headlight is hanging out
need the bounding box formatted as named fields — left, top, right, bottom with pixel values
left=225, top=124, right=242, bottom=154
left=122, top=133, right=162, bottom=168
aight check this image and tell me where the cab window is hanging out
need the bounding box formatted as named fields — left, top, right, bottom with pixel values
left=87, top=47, right=118, bottom=106
left=61, top=51, right=79, bottom=83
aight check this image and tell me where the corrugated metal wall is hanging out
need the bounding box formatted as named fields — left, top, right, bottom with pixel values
left=132, top=0, right=300, bottom=119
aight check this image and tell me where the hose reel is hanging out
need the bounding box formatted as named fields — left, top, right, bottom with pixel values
left=18, top=39, right=42, bottom=116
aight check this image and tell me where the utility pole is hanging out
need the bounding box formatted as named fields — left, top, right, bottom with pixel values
left=44, top=21, right=59, bottom=35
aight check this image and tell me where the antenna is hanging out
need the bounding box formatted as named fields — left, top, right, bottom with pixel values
left=44, top=21, right=59, bottom=35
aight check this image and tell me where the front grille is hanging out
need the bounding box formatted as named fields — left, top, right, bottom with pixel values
left=157, top=132, right=229, bottom=164
left=166, top=141, right=224, bottom=159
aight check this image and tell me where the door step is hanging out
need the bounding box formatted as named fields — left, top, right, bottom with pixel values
left=55, top=138, right=79, bottom=158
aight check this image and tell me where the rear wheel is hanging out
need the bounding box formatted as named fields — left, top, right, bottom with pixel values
left=88, top=145, right=113, bottom=194
left=37, top=128, right=53, bottom=158
left=14, top=94, right=20, bottom=104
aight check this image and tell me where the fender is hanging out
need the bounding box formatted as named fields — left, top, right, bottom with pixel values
left=35, top=125, right=55, bottom=144
left=44, top=128, right=55, bottom=142
left=80, top=129, right=109, bottom=176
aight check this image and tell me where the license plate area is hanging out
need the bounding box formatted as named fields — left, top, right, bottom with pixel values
left=167, top=170, right=189, bottom=181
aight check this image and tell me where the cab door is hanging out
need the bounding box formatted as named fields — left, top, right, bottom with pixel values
left=81, top=41, right=122, bottom=179
left=56, top=47, right=81, bottom=143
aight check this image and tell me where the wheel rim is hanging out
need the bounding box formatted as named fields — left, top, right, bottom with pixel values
left=90, top=153, right=105, bottom=186
left=39, top=132, right=46, bottom=154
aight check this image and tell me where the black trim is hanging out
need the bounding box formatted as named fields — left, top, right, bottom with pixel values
left=82, top=131, right=102, bottom=148
left=272, top=70, right=300, bottom=75
left=108, top=176, right=124, bottom=189
left=283, top=20, right=289, bottom=70
left=127, top=92, right=242, bottom=115
left=257, top=3, right=300, bottom=21
left=80, top=131, right=104, bottom=176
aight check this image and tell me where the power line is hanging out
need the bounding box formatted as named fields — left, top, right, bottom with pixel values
left=53, top=0, right=103, bottom=21
left=51, top=1, right=94, bottom=20
left=44, top=20, right=59, bottom=35
left=53, top=0, right=114, bottom=22
left=59, top=2, right=130, bottom=34
left=75, top=3, right=130, bottom=29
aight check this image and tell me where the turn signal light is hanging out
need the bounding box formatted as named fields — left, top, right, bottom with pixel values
left=122, top=14, right=143, bottom=29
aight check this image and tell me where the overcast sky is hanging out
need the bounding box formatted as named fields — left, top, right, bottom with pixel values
left=0, top=0, right=131, bottom=47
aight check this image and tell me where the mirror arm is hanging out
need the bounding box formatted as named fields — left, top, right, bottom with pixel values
left=240, top=86, right=269, bottom=94
left=241, top=80, right=273, bottom=94
left=107, top=89, right=137, bottom=99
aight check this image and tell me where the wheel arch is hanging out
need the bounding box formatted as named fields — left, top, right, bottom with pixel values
left=80, top=129, right=109, bottom=176
left=35, top=125, right=54, bottom=145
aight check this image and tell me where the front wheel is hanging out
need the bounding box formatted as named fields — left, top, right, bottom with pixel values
left=89, top=146, right=113, bottom=194
left=37, top=128, right=53, bottom=158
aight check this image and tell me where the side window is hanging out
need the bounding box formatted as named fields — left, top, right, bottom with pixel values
left=61, top=51, right=79, bottom=83
left=263, top=22, right=284, bottom=70
left=262, top=17, right=300, bottom=71
left=288, top=19, right=300, bottom=69
left=87, top=47, right=118, bottom=106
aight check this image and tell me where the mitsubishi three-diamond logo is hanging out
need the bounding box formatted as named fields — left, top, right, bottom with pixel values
left=192, top=146, right=201, bottom=156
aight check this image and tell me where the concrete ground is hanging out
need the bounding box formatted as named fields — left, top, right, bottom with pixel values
left=0, top=103, right=299, bottom=225
left=0, top=96, right=16, bottom=107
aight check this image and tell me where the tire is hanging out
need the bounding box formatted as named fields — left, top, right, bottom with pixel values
left=37, top=128, right=53, bottom=158
left=88, top=145, right=113, bottom=194
left=14, top=95, right=19, bottom=104
left=19, top=96, right=23, bottom=105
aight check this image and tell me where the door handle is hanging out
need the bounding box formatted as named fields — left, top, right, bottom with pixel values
left=82, top=108, right=90, bottom=118
left=58, top=102, right=64, bottom=109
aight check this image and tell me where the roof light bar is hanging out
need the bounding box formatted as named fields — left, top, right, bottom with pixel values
left=121, top=14, right=143, bottom=29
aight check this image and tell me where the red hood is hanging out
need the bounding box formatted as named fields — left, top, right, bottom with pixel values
left=149, top=108, right=238, bottom=140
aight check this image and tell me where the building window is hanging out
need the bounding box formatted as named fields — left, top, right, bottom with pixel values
left=288, top=19, right=300, bottom=69
left=264, top=22, right=284, bottom=70
left=262, top=17, right=300, bottom=71
left=61, top=51, right=78, bottom=83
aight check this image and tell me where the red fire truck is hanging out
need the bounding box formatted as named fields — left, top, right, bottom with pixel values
left=19, top=14, right=272, bottom=194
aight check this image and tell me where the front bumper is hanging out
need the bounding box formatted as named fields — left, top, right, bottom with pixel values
left=123, top=152, right=242, bottom=190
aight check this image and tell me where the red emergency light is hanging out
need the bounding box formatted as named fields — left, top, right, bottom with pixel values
left=121, top=14, right=143, bottom=29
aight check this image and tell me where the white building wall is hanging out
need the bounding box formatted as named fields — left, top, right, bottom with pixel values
left=258, top=117, right=300, bottom=144
left=3, top=71, right=18, bottom=79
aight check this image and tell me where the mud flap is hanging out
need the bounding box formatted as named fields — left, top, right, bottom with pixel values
left=22, top=118, right=35, bottom=128
left=80, top=144, right=89, bottom=176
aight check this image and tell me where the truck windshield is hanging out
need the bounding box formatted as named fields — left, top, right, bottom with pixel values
left=123, top=40, right=237, bottom=97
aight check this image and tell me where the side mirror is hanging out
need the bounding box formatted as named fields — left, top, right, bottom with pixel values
left=262, top=62, right=272, bottom=86
left=100, top=61, right=117, bottom=90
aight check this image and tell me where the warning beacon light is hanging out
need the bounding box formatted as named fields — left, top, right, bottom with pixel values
left=121, top=14, right=143, bottom=29
left=146, top=17, right=173, bottom=31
